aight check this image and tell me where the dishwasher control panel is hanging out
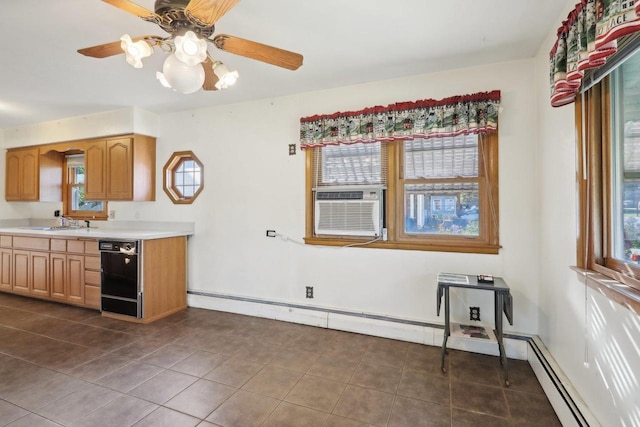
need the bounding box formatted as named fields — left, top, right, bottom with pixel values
left=99, top=240, right=138, bottom=254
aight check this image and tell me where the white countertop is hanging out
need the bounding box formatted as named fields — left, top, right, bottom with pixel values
left=0, top=227, right=192, bottom=240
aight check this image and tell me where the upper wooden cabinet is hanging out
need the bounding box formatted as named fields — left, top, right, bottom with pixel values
left=5, top=147, right=39, bottom=201
left=85, top=135, right=156, bottom=201
left=5, top=134, right=156, bottom=202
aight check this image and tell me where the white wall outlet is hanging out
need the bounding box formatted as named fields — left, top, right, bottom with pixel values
left=109, top=210, right=116, bottom=219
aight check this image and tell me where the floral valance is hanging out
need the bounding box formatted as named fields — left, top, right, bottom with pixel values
left=299, top=90, right=501, bottom=149
left=550, top=0, right=640, bottom=107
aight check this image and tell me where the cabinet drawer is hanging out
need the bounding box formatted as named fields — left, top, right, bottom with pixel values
left=0, top=235, right=12, bottom=247
left=67, top=240, right=85, bottom=254
left=85, top=256, right=100, bottom=271
left=50, top=239, right=66, bottom=252
left=12, top=237, right=49, bottom=251
left=84, top=240, right=99, bottom=255
left=84, top=285, right=100, bottom=308
left=85, top=269, right=101, bottom=286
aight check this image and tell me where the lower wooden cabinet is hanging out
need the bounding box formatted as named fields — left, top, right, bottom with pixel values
left=12, top=249, right=50, bottom=297
left=0, top=247, right=11, bottom=291
left=67, top=254, right=85, bottom=305
left=0, top=236, right=99, bottom=309
left=50, top=252, right=66, bottom=300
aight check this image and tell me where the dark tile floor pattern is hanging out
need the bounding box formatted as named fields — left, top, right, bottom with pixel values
left=0, top=293, right=562, bottom=427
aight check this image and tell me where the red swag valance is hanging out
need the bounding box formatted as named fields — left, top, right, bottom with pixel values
left=550, top=0, right=640, bottom=107
left=299, top=91, right=500, bottom=149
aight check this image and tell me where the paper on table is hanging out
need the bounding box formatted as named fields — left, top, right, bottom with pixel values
left=437, top=273, right=469, bottom=285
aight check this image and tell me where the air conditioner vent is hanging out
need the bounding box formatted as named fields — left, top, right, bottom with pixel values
left=316, top=191, right=364, bottom=200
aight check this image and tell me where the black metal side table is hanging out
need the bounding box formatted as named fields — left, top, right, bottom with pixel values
left=436, top=273, right=513, bottom=386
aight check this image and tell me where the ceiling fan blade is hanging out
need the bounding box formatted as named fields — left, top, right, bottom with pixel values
left=101, top=0, right=160, bottom=20
left=185, top=0, right=239, bottom=27
left=78, top=36, right=161, bottom=58
left=213, top=34, right=303, bottom=70
left=202, top=56, right=220, bottom=90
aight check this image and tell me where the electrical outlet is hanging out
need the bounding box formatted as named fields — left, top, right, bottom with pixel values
left=470, top=306, right=480, bottom=321
left=109, top=210, right=116, bottom=220
left=266, top=230, right=276, bottom=237
left=306, top=286, right=314, bottom=298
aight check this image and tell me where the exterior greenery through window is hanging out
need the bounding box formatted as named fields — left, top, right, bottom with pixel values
left=576, top=47, right=640, bottom=298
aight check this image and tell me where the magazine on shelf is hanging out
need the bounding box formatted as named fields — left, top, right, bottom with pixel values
left=437, top=273, right=469, bottom=285
left=451, top=323, right=497, bottom=342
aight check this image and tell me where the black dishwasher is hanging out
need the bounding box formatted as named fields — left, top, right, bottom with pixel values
left=99, top=240, right=142, bottom=318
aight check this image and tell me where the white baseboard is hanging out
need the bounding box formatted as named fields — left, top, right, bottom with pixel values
left=528, top=337, right=599, bottom=427
left=187, top=291, right=527, bottom=359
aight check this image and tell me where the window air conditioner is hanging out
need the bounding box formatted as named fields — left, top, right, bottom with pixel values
left=314, top=188, right=383, bottom=237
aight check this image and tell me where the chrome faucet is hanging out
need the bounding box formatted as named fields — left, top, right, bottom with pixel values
left=60, top=216, right=79, bottom=227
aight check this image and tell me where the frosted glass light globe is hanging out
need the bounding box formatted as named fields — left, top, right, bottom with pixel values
left=174, top=31, right=208, bottom=66
left=162, top=54, right=204, bottom=94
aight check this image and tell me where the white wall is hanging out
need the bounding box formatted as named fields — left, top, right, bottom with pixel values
left=535, top=1, right=640, bottom=425
left=2, top=60, right=541, bottom=335
left=148, top=59, right=541, bottom=334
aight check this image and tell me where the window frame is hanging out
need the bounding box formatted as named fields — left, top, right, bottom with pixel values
left=62, top=155, right=108, bottom=220
left=577, top=75, right=640, bottom=299
left=304, top=133, right=500, bottom=254
left=163, top=151, right=204, bottom=204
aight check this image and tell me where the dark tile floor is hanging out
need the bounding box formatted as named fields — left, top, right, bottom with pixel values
left=0, top=292, right=562, bottom=427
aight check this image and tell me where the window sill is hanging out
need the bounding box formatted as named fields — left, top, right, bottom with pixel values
left=570, top=266, right=640, bottom=314
left=304, top=237, right=500, bottom=254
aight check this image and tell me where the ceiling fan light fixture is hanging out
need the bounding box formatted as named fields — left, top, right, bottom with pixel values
left=162, top=53, right=205, bottom=94
left=120, top=34, right=152, bottom=68
left=213, top=62, right=239, bottom=89
left=174, top=31, right=208, bottom=66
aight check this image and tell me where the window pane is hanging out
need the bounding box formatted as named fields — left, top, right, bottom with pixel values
left=175, top=171, right=184, bottom=186
left=612, top=50, right=640, bottom=262
left=320, top=142, right=382, bottom=185
left=71, top=186, right=104, bottom=211
left=182, top=186, right=195, bottom=197
left=404, top=183, right=479, bottom=235
left=74, top=167, right=85, bottom=184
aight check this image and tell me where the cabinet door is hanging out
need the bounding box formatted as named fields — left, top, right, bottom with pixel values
left=12, top=250, right=30, bottom=294
left=50, top=253, right=67, bottom=300
left=30, top=252, right=50, bottom=297
left=0, top=248, right=12, bottom=291
left=5, top=151, right=21, bottom=201
left=84, top=141, right=107, bottom=200
left=5, top=148, right=39, bottom=201
left=106, top=138, right=133, bottom=200
left=66, top=255, right=85, bottom=304
left=20, top=149, right=39, bottom=201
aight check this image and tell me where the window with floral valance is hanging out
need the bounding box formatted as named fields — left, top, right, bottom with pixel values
left=550, top=0, right=640, bottom=107
left=300, top=91, right=501, bottom=254
left=299, top=90, right=501, bottom=148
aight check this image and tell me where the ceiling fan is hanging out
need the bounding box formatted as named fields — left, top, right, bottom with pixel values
left=78, top=0, right=304, bottom=93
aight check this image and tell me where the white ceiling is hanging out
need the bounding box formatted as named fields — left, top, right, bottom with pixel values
left=0, top=0, right=566, bottom=130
